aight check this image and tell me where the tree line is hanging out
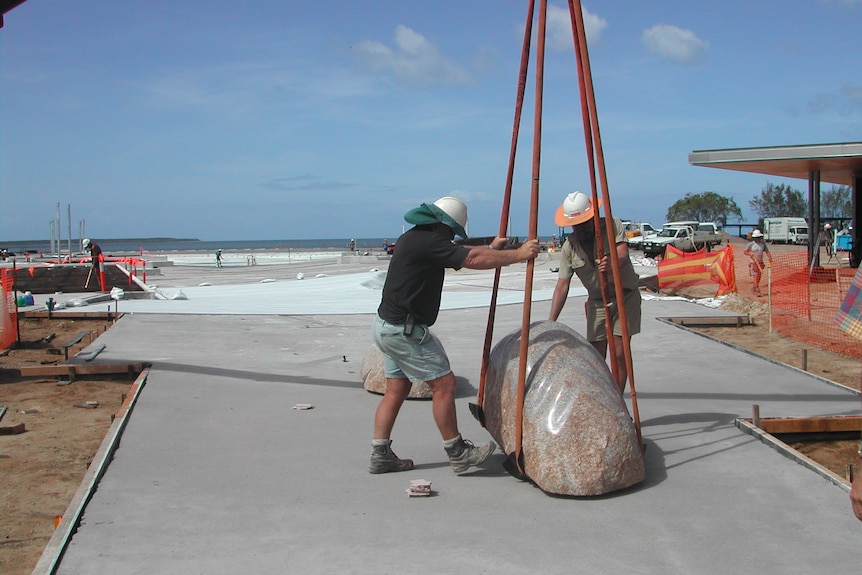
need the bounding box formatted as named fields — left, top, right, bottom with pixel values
left=664, top=184, right=852, bottom=226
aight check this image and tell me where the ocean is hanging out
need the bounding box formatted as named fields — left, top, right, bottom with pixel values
left=2, top=235, right=554, bottom=256
left=3, top=238, right=397, bottom=255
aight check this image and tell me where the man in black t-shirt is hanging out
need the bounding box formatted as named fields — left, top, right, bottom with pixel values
left=369, top=196, right=541, bottom=474
left=82, top=239, right=102, bottom=270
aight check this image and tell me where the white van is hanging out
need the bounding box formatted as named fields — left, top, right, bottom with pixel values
left=763, top=217, right=808, bottom=244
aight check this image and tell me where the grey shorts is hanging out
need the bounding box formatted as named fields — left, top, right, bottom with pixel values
left=371, top=314, right=452, bottom=383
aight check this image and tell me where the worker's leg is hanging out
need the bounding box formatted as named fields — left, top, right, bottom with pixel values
left=426, top=371, right=459, bottom=439
left=610, top=334, right=628, bottom=394
left=426, top=371, right=496, bottom=473
left=590, top=339, right=608, bottom=359
left=370, top=377, right=414, bottom=474
left=373, top=377, right=412, bottom=439
left=591, top=336, right=628, bottom=394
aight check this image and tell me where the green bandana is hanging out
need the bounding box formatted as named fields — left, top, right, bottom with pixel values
left=403, top=203, right=468, bottom=239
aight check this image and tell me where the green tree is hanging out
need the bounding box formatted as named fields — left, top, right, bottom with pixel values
left=748, top=182, right=807, bottom=218
left=665, top=192, right=743, bottom=226
left=820, top=184, right=852, bottom=218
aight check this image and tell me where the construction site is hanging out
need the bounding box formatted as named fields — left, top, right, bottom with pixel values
left=2, top=0, right=861, bottom=573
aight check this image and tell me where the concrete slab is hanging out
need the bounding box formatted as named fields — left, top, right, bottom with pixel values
left=38, top=264, right=861, bottom=574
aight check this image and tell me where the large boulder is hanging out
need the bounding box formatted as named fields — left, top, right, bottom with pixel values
left=484, top=320, right=644, bottom=495
left=360, top=345, right=433, bottom=399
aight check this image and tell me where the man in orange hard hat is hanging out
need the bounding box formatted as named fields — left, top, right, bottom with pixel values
left=549, top=192, right=641, bottom=394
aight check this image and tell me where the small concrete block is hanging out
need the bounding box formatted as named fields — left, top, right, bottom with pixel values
left=406, top=479, right=432, bottom=497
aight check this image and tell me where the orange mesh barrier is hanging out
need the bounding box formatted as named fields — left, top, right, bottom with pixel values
left=0, top=268, right=17, bottom=350
left=734, top=248, right=862, bottom=358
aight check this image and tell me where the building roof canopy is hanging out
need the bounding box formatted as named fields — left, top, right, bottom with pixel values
left=689, top=142, right=862, bottom=186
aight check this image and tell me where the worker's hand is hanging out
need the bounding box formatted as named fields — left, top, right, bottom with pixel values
left=518, top=239, right=541, bottom=261
left=596, top=255, right=609, bottom=273
left=490, top=236, right=509, bottom=251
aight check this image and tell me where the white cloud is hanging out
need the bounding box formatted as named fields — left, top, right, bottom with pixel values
left=642, top=24, right=709, bottom=65
left=354, top=25, right=470, bottom=86
left=545, top=4, right=608, bottom=50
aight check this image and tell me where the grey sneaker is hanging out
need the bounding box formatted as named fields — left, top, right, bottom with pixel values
left=446, top=438, right=496, bottom=474
left=369, top=440, right=414, bottom=474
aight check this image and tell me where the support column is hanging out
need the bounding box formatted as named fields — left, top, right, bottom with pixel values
left=852, top=174, right=862, bottom=268
left=808, top=171, right=821, bottom=267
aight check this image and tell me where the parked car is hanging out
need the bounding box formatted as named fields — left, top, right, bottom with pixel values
left=624, top=222, right=658, bottom=249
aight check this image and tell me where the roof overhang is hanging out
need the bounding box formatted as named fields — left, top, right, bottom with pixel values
left=1, top=1, right=27, bottom=28
left=689, top=142, right=862, bottom=186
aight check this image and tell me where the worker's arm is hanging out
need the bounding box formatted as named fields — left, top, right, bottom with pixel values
left=597, top=241, right=632, bottom=274
left=549, top=276, right=572, bottom=321
left=461, top=238, right=540, bottom=270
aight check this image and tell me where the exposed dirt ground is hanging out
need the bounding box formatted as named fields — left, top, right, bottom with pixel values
left=1, top=292, right=861, bottom=574
left=0, top=317, right=135, bottom=575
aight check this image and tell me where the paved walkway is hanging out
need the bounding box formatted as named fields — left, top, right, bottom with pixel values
left=33, top=259, right=861, bottom=574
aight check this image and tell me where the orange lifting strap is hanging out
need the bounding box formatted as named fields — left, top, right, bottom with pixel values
left=472, top=0, right=642, bottom=479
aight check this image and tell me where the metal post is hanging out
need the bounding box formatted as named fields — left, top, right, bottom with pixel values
left=56, top=202, right=61, bottom=260
left=67, top=204, right=72, bottom=262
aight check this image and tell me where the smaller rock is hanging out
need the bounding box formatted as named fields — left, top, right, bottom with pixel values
left=360, top=346, right=433, bottom=399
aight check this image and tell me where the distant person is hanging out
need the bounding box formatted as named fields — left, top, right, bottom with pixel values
left=823, top=223, right=835, bottom=258
left=82, top=238, right=102, bottom=271
left=216, top=249, right=223, bottom=268
left=548, top=192, right=641, bottom=394
left=348, top=238, right=356, bottom=253
left=382, top=239, right=389, bottom=252
left=743, top=230, right=772, bottom=296
left=370, top=196, right=541, bottom=474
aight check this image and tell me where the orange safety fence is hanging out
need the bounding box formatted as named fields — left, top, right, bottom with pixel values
left=735, top=248, right=862, bottom=358
left=657, top=244, right=737, bottom=296
left=657, top=244, right=862, bottom=358
left=0, top=268, right=18, bottom=350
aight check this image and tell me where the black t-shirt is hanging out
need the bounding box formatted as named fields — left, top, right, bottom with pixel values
left=89, top=243, right=102, bottom=262
left=377, top=227, right=469, bottom=326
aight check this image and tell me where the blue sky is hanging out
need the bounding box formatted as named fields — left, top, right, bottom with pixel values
left=2, top=0, right=861, bottom=241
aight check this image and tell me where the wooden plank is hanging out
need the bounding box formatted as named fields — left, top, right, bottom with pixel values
left=0, top=422, right=26, bottom=435
left=22, top=311, right=119, bottom=320
left=61, top=331, right=89, bottom=348
left=33, top=369, right=149, bottom=574
left=18, top=363, right=144, bottom=377
left=661, top=315, right=752, bottom=327
left=756, top=415, right=862, bottom=434
left=83, top=344, right=107, bottom=362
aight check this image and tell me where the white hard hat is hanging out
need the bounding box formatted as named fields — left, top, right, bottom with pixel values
left=825, top=223, right=832, bottom=230
left=751, top=230, right=763, bottom=238
left=555, top=191, right=602, bottom=227
left=432, top=196, right=468, bottom=238
left=82, top=238, right=91, bottom=247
